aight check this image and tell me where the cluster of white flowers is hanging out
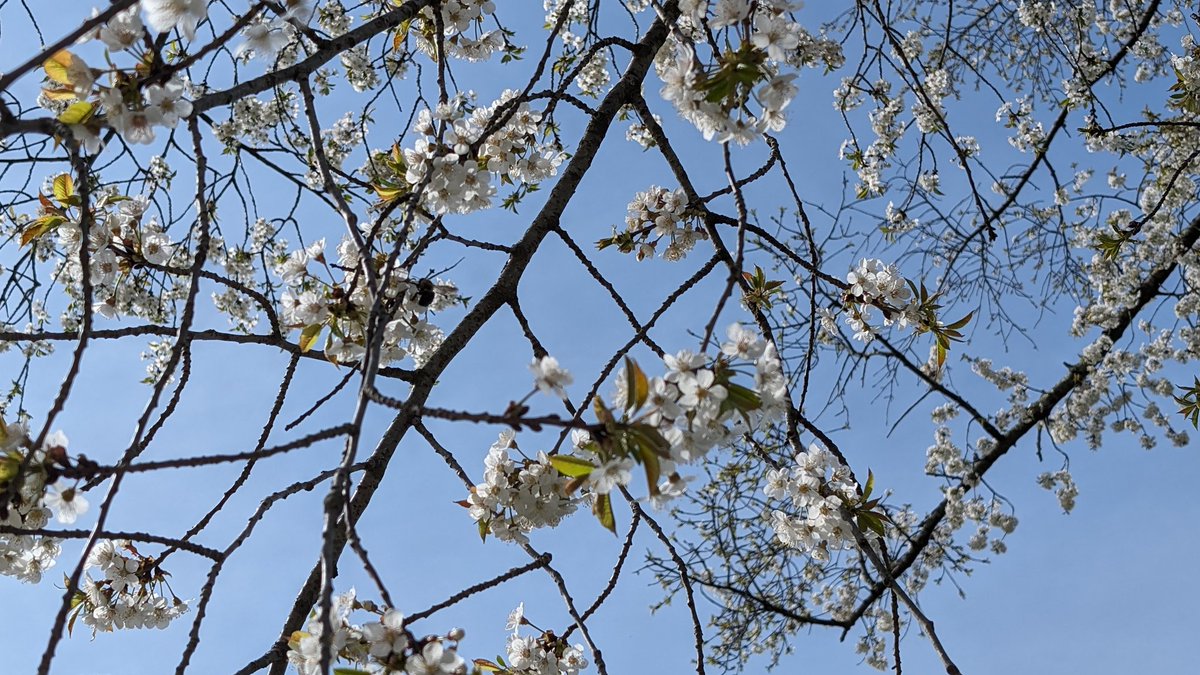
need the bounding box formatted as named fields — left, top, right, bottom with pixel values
left=575, top=51, right=611, bottom=98
left=235, top=16, right=292, bottom=62
left=911, top=68, right=950, bottom=133
left=765, top=444, right=860, bottom=562
left=467, top=432, right=579, bottom=544
left=209, top=229, right=268, bottom=332
left=287, top=588, right=467, bottom=675
left=845, top=257, right=908, bottom=302
left=341, top=46, right=380, bottom=92
left=996, top=97, right=1047, bottom=153
left=543, top=0, right=590, bottom=49
left=1015, top=0, right=1054, bottom=30
left=274, top=236, right=457, bottom=367
left=140, top=338, right=178, bottom=384
left=969, top=358, right=1032, bottom=431
left=1170, top=35, right=1200, bottom=107
left=623, top=108, right=661, bottom=149
left=925, top=425, right=969, bottom=479
left=614, top=324, right=788, bottom=466
left=841, top=258, right=917, bottom=342
left=470, top=324, right=787, bottom=538
left=49, top=191, right=178, bottom=323
left=304, top=112, right=367, bottom=189
left=943, top=487, right=1018, bottom=555
left=530, top=356, right=574, bottom=398
left=654, top=1, right=841, bottom=144
left=398, top=92, right=564, bottom=216
left=840, top=82, right=904, bottom=197
left=74, top=539, right=189, bottom=633
left=411, top=0, right=500, bottom=62
left=620, top=185, right=707, bottom=261
left=212, top=92, right=298, bottom=149
left=316, top=0, right=352, bottom=36
left=0, top=425, right=85, bottom=583
left=656, top=46, right=795, bottom=145
left=882, top=201, right=919, bottom=237
left=1037, top=469, right=1079, bottom=513
left=104, top=76, right=193, bottom=146
left=84, top=5, right=144, bottom=51
left=832, top=76, right=866, bottom=112
left=43, top=3, right=205, bottom=149
left=501, top=603, right=589, bottom=675
left=474, top=94, right=566, bottom=184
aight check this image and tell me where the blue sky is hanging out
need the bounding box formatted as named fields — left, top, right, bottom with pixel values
left=2, top=2, right=1199, bottom=674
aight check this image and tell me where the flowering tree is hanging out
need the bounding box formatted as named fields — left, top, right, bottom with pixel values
left=2, top=0, right=1199, bottom=673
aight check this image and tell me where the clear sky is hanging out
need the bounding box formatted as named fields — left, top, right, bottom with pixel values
left=1, top=2, right=1198, bottom=675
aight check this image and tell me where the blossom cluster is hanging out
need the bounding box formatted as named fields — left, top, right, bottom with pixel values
left=287, top=588, right=467, bottom=675
left=471, top=324, right=789, bottom=538
left=49, top=189, right=179, bottom=324
left=212, top=91, right=298, bottom=149
left=608, top=185, right=707, bottom=261
left=411, top=0, right=502, bottom=63
left=765, top=444, right=860, bottom=562
left=492, top=603, right=589, bottom=675
left=0, top=424, right=89, bottom=584
left=996, top=97, right=1047, bottom=153
left=943, top=486, right=1019, bottom=556
left=656, top=1, right=843, bottom=144
left=36, top=2, right=203, bottom=150
left=466, top=431, right=579, bottom=544
left=73, top=539, right=189, bottom=633
left=304, top=112, right=367, bottom=190
left=7, top=178, right=178, bottom=336
left=840, top=258, right=917, bottom=342
left=386, top=92, right=564, bottom=216
left=273, top=236, right=457, bottom=367
left=911, top=69, right=950, bottom=134
left=839, top=84, right=905, bottom=198
left=1036, top=470, right=1079, bottom=513
left=603, top=325, right=786, bottom=476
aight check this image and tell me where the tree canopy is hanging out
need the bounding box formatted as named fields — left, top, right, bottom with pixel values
left=1, top=1, right=1199, bottom=674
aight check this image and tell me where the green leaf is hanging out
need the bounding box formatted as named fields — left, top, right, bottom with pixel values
left=67, top=602, right=84, bottom=638
left=333, top=669, right=371, bottom=675
left=593, top=396, right=615, bottom=426
left=548, top=454, right=595, bottom=478
left=20, top=214, right=66, bottom=247
left=857, top=511, right=886, bottom=538
left=373, top=181, right=408, bottom=202
left=41, top=86, right=79, bottom=102
left=298, top=324, right=323, bottom=353
left=0, top=454, right=20, bottom=484
left=52, top=173, right=75, bottom=207
left=944, top=310, right=974, bottom=331
left=623, top=356, right=649, bottom=413
left=57, top=101, right=94, bottom=126
left=95, top=194, right=129, bottom=208
left=391, top=19, right=412, bottom=52
left=863, top=469, right=875, bottom=502
left=474, top=659, right=504, bottom=673
left=593, top=492, right=616, bottom=534
left=632, top=438, right=661, bottom=496
left=628, top=423, right=671, bottom=458
left=43, top=50, right=78, bottom=86
left=724, top=383, right=762, bottom=412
